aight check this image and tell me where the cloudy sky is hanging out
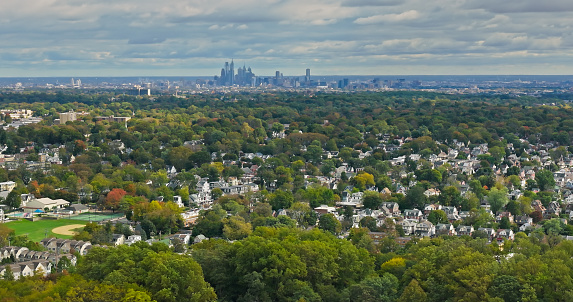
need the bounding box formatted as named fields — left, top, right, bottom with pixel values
left=1, top=0, right=572, bottom=76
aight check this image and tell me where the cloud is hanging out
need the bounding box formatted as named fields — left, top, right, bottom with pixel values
left=466, top=0, right=573, bottom=13
left=341, top=0, right=402, bottom=7
left=354, top=10, right=420, bottom=24
left=128, top=37, right=167, bottom=45
left=0, top=0, right=572, bottom=76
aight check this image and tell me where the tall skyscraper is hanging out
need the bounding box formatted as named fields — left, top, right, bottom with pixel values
left=216, top=60, right=256, bottom=86
left=305, top=68, right=311, bottom=83
left=229, top=60, right=234, bottom=85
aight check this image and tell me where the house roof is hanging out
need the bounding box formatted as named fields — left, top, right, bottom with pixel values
left=23, top=198, right=69, bottom=209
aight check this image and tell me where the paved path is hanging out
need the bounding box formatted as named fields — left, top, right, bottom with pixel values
left=52, top=224, right=85, bottom=236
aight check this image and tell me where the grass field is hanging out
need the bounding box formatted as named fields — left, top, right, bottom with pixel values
left=4, top=219, right=88, bottom=242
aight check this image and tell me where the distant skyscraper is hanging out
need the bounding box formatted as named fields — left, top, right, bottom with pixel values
left=229, top=60, right=234, bottom=85
left=217, top=60, right=256, bottom=86
left=305, top=68, right=310, bottom=83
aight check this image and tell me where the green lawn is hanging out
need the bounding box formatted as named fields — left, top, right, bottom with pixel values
left=4, top=219, right=88, bottom=242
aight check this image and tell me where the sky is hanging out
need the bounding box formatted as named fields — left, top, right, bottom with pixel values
left=1, top=0, right=573, bottom=77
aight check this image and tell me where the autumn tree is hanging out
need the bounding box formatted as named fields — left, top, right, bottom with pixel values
left=105, top=188, right=127, bottom=211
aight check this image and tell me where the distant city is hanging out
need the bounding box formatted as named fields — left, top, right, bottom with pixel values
left=1, top=62, right=573, bottom=96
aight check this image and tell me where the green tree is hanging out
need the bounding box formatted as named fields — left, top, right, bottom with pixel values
left=427, top=210, right=448, bottom=225
left=438, top=186, right=462, bottom=207
left=78, top=243, right=217, bottom=302
left=488, top=275, right=522, bottom=302
left=318, top=213, right=342, bottom=234
left=4, top=190, right=21, bottom=209
left=363, top=191, right=383, bottom=210
left=2, top=265, right=14, bottom=280
left=348, top=274, right=399, bottom=302
left=359, top=216, right=378, bottom=232
left=268, top=190, right=294, bottom=211
left=223, top=216, right=252, bottom=240
left=487, top=187, right=509, bottom=213
left=535, top=169, right=555, bottom=191
left=403, top=185, right=427, bottom=210
left=398, top=279, right=427, bottom=302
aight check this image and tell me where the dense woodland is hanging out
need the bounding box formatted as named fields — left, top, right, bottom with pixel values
left=2, top=90, right=573, bottom=301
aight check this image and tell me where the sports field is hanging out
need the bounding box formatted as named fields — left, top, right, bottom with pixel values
left=4, top=219, right=88, bottom=242
left=71, top=212, right=124, bottom=222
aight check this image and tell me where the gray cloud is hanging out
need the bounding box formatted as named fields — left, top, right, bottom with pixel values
left=0, top=0, right=572, bottom=76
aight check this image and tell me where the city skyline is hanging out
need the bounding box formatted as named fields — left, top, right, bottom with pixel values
left=2, top=0, right=573, bottom=77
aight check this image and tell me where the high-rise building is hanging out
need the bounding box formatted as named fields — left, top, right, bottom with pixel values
left=229, top=60, right=234, bottom=85
left=305, top=68, right=311, bottom=83
left=216, top=60, right=256, bottom=86
left=59, top=111, right=77, bottom=124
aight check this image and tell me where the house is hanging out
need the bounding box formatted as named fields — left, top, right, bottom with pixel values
left=380, top=202, right=400, bottom=215
left=424, top=188, right=441, bottom=197
left=0, top=181, right=16, bottom=192
left=399, top=219, right=418, bottom=235
left=111, top=234, right=125, bottom=246
left=519, top=223, right=534, bottom=232
left=423, top=204, right=441, bottom=215
left=545, top=201, right=561, bottom=218
left=415, top=220, right=435, bottom=237
left=515, top=215, right=533, bottom=226
left=173, top=195, right=185, bottom=208
left=395, top=237, right=412, bottom=247
left=442, top=206, right=460, bottom=221
left=40, top=239, right=91, bottom=255
left=477, top=227, right=497, bottom=241
left=497, top=229, right=515, bottom=242
left=125, top=235, right=142, bottom=246
left=171, top=233, right=191, bottom=245
left=194, top=234, right=207, bottom=244
left=314, top=205, right=337, bottom=215
left=531, top=200, right=546, bottom=214
left=435, top=223, right=456, bottom=236
left=456, top=225, right=474, bottom=236
left=64, top=204, right=89, bottom=214
left=403, top=209, right=423, bottom=221
left=496, top=212, right=514, bottom=224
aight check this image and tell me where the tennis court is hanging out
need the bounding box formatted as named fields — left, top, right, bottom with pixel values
left=70, top=212, right=125, bottom=222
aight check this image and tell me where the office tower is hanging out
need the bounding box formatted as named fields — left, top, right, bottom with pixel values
left=305, top=68, right=310, bottom=82
left=229, top=60, right=234, bottom=85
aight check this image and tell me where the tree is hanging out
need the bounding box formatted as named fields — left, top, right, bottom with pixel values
left=348, top=274, right=399, bottom=302
left=268, top=190, right=294, bottom=211
left=223, top=216, right=252, bottom=240
left=469, top=179, right=486, bottom=200
left=488, top=275, right=523, bottom=302
left=318, top=213, right=341, bottom=234
left=78, top=244, right=217, bottom=302
left=487, top=187, right=509, bottom=213
left=193, top=208, right=226, bottom=238
left=427, top=210, right=448, bottom=225
left=499, top=216, right=511, bottom=229
left=363, top=191, right=383, bottom=209
left=189, top=151, right=212, bottom=168
left=359, top=216, right=378, bottom=232
left=352, top=172, right=375, bottom=190
left=105, top=188, right=127, bottom=211
left=489, top=146, right=506, bottom=163
left=4, top=190, right=21, bottom=209
left=535, top=169, right=555, bottom=191
left=398, top=279, right=427, bottom=302
left=438, top=186, right=462, bottom=207
left=2, top=265, right=14, bottom=280
left=403, top=185, right=427, bottom=210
